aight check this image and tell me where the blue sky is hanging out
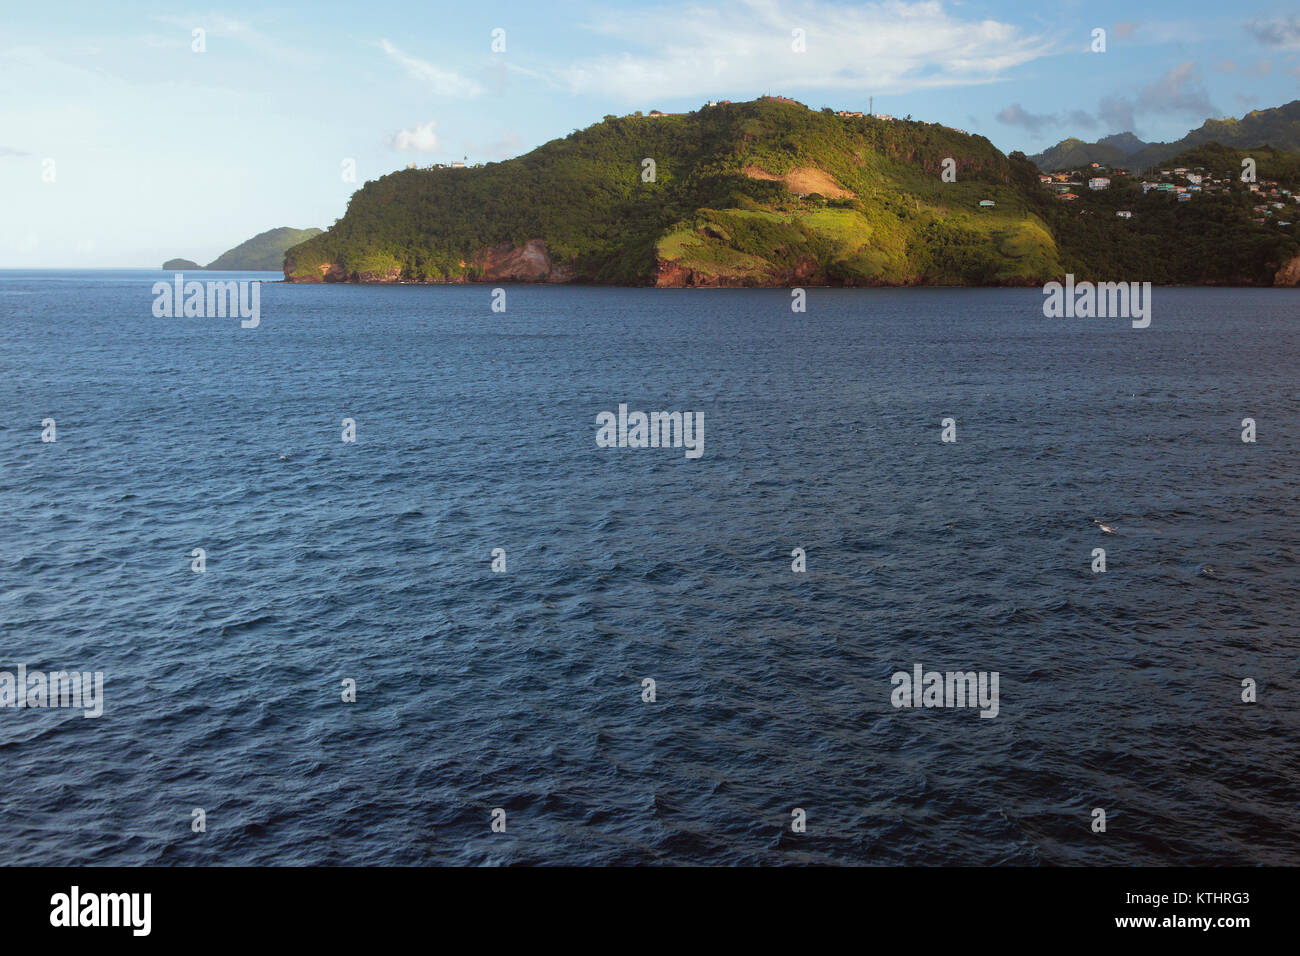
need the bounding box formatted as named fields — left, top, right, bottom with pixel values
left=3, top=0, right=1299, bottom=267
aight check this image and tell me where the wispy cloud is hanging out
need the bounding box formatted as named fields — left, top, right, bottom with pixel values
left=377, top=39, right=483, bottom=98
left=1081, top=63, right=1215, bottom=136
left=1246, top=16, right=1300, bottom=49
left=996, top=103, right=1056, bottom=135
left=995, top=103, right=1096, bottom=136
left=151, top=13, right=311, bottom=64
left=0, top=145, right=31, bottom=157
left=1136, top=61, right=1215, bottom=118
left=553, top=0, right=1049, bottom=102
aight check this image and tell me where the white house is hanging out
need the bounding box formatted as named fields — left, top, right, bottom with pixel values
left=1116, top=210, right=1133, bottom=219
left=1088, top=177, right=1111, bottom=190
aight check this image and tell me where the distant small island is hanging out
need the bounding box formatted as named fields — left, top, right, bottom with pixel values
left=165, top=226, right=322, bottom=271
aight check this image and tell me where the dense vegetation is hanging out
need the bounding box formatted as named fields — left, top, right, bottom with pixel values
left=205, top=227, right=323, bottom=270
left=285, top=98, right=1060, bottom=285
left=284, top=98, right=1300, bottom=286
left=1034, top=144, right=1300, bottom=284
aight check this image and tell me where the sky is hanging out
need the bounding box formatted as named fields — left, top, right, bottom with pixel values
left=2, top=0, right=1299, bottom=268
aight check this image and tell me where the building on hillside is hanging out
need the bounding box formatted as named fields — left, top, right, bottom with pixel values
left=1116, top=210, right=1133, bottom=219
left=978, top=199, right=996, bottom=208
left=1088, top=177, right=1111, bottom=190
left=1058, top=192, right=1078, bottom=201
left=451, top=160, right=466, bottom=169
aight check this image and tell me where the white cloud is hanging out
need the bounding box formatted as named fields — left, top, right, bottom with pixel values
left=555, top=0, right=1049, bottom=102
left=389, top=119, right=441, bottom=152
left=151, top=14, right=312, bottom=64
left=1247, top=16, right=1300, bottom=50
left=377, top=39, right=483, bottom=98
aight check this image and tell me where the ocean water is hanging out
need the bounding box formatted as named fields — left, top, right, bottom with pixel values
left=0, top=270, right=1296, bottom=866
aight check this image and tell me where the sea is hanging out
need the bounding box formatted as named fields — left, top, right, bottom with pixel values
left=0, top=269, right=1296, bottom=865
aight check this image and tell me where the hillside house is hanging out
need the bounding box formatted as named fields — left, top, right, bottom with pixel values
left=1088, top=177, right=1111, bottom=190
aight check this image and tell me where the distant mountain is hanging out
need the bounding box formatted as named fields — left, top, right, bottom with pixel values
left=206, top=227, right=323, bottom=270
left=1098, top=132, right=1148, bottom=155
left=1030, top=138, right=1132, bottom=172
left=162, top=258, right=201, bottom=270
left=1031, top=100, right=1300, bottom=171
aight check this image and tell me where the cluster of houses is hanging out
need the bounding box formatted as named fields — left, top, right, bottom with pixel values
left=1035, top=159, right=1298, bottom=225
left=834, top=109, right=896, bottom=121
left=406, top=160, right=484, bottom=171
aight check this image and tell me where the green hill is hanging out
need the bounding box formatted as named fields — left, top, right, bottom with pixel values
left=285, top=98, right=1062, bottom=286
left=162, top=258, right=201, bottom=270
left=206, top=227, right=323, bottom=270
left=284, top=97, right=1300, bottom=287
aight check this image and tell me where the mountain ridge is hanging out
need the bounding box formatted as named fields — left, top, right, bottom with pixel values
left=1030, top=100, right=1300, bottom=171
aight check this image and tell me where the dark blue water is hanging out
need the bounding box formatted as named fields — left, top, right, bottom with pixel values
left=1, top=270, right=1296, bottom=865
